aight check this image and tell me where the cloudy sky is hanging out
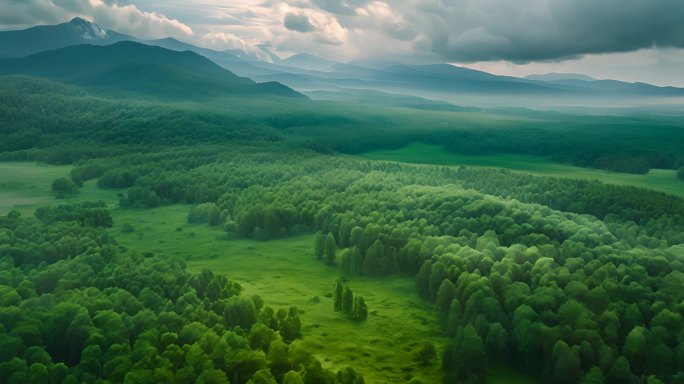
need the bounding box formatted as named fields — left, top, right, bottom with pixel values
left=2, top=0, right=684, bottom=86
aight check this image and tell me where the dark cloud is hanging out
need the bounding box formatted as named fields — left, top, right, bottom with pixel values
left=284, top=12, right=314, bottom=32
left=408, top=0, right=684, bottom=63
left=3, top=0, right=684, bottom=69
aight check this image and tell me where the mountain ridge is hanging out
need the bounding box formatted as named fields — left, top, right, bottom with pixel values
left=0, top=41, right=304, bottom=100
left=0, top=17, right=133, bottom=58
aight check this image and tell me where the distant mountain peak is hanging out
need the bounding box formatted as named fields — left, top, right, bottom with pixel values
left=66, top=17, right=108, bottom=40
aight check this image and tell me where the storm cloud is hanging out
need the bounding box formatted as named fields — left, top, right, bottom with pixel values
left=407, top=0, right=684, bottom=63
left=284, top=12, right=315, bottom=32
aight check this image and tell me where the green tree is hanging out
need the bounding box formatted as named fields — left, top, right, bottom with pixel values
left=314, top=232, right=324, bottom=259
left=622, top=326, right=648, bottom=374
left=51, top=177, right=78, bottom=197
left=551, top=341, right=582, bottom=384
left=606, top=357, right=635, bottom=384
left=282, top=370, right=304, bottom=384
left=324, top=233, right=337, bottom=265
left=197, top=369, right=230, bottom=384
left=342, top=287, right=354, bottom=314
left=450, top=325, right=487, bottom=383
left=581, top=366, right=605, bottom=384
left=248, top=368, right=277, bottom=384
left=363, top=239, right=385, bottom=275
left=334, top=279, right=344, bottom=312
left=352, top=296, right=368, bottom=322
left=278, top=307, right=302, bottom=342
left=436, top=279, right=455, bottom=313
left=485, top=322, right=508, bottom=360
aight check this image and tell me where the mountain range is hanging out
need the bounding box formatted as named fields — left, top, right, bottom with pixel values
left=1, top=18, right=683, bottom=107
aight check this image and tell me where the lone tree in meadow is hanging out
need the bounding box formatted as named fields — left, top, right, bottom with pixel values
left=352, top=296, right=368, bottom=321
left=334, top=279, right=344, bottom=312
left=51, top=177, right=78, bottom=198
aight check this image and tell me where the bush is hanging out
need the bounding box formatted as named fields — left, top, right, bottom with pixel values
left=51, top=177, right=78, bottom=197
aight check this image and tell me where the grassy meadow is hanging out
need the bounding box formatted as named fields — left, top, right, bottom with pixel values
left=357, top=142, right=684, bottom=198
left=0, top=162, right=121, bottom=215
left=0, top=162, right=73, bottom=215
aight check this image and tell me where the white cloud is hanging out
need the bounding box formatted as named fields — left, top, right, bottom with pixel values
left=201, top=32, right=256, bottom=51
left=0, top=0, right=193, bottom=39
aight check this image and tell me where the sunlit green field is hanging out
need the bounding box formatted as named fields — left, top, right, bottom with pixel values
left=357, top=142, right=684, bottom=198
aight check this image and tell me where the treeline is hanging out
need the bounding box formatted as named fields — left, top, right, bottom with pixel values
left=429, top=119, right=684, bottom=174
left=0, top=205, right=364, bottom=383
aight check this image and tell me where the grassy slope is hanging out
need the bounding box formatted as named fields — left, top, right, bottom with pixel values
left=357, top=142, right=684, bottom=198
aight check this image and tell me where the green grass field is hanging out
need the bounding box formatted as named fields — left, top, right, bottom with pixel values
left=0, top=162, right=73, bottom=215
left=0, top=162, right=120, bottom=215
left=357, top=143, right=684, bottom=198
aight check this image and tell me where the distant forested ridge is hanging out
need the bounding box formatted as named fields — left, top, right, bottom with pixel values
left=1, top=75, right=683, bottom=173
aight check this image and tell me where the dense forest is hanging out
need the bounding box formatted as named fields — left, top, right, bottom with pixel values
left=2, top=75, right=684, bottom=383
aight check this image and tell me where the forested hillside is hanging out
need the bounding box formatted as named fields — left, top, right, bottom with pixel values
left=1, top=75, right=683, bottom=174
